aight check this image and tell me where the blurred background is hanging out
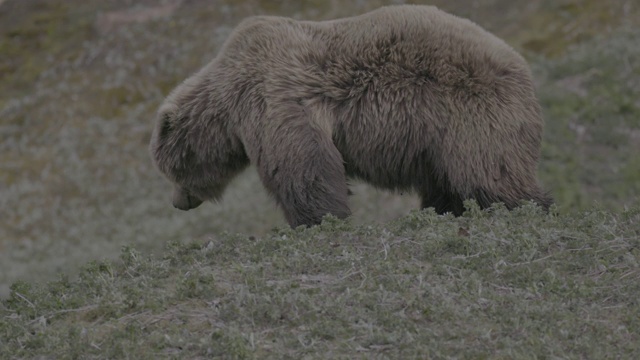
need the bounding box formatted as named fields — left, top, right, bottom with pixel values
left=1, top=0, right=639, bottom=295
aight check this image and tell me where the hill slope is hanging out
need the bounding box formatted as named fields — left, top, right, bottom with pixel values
left=2, top=204, right=639, bottom=358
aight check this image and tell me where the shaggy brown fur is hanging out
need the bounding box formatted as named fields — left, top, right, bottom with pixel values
left=149, top=5, right=553, bottom=228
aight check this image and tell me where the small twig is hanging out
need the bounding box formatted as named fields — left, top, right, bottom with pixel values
left=489, top=283, right=515, bottom=293
left=508, top=253, right=555, bottom=266
left=118, top=310, right=152, bottom=323
left=26, top=305, right=99, bottom=325
left=451, top=252, right=484, bottom=260
left=14, top=292, right=35, bottom=308
left=619, top=270, right=639, bottom=280
left=338, top=268, right=359, bottom=281
left=380, top=239, right=389, bottom=260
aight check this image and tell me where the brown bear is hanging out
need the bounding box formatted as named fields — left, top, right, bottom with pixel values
left=149, top=5, right=553, bottom=228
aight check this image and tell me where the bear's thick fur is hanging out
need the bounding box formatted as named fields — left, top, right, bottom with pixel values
left=150, top=5, right=552, bottom=227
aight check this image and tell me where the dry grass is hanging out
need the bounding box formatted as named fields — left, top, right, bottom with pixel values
left=2, top=204, right=639, bottom=358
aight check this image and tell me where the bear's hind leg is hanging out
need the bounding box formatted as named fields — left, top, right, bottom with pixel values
left=259, top=105, right=350, bottom=227
left=420, top=189, right=464, bottom=216
left=422, top=184, right=552, bottom=217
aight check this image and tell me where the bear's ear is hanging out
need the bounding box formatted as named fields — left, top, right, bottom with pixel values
left=155, top=102, right=180, bottom=141
left=158, top=113, right=173, bottom=140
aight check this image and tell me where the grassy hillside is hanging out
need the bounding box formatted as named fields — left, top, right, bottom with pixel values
left=2, top=204, right=639, bottom=358
left=1, top=0, right=640, bottom=356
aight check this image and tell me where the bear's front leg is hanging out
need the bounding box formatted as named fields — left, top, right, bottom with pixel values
left=258, top=104, right=350, bottom=227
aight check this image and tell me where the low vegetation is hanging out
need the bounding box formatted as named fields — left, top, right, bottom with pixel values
left=2, top=203, right=639, bottom=358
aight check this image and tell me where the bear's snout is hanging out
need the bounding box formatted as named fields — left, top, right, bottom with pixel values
left=172, top=186, right=203, bottom=211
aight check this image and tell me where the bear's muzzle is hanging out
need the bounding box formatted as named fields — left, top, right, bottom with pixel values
left=172, top=185, right=204, bottom=210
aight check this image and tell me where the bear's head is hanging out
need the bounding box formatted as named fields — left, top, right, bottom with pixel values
left=149, top=88, right=250, bottom=211
left=149, top=102, right=226, bottom=210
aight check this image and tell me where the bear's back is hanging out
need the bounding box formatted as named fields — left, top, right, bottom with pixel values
left=315, top=5, right=517, bottom=60
left=222, top=6, right=524, bottom=72
left=219, top=6, right=530, bottom=104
